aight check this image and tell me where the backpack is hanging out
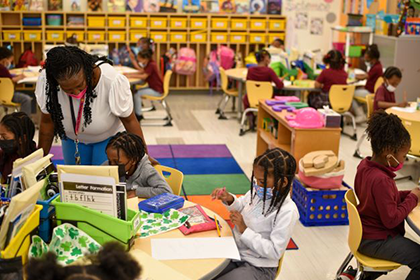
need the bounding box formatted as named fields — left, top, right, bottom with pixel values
left=203, top=51, right=221, bottom=94
left=217, top=45, right=235, bottom=70
left=174, top=48, right=196, bottom=75
left=17, top=49, right=39, bottom=68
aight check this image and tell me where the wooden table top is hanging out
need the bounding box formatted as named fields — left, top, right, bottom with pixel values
left=387, top=105, right=420, bottom=123
left=128, top=198, right=233, bottom=280
left=407, top=203, right=420, bottom=237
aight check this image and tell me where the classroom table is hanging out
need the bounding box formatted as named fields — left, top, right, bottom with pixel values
left=127, top=198, right=233, bottom=280
left=387, top=106, right=420, bottom=123
left=407, top=204, right=420, bottom=237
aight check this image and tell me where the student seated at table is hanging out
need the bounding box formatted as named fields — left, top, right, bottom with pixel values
left=355, top=111, right=420, bottom=280
left=124, top=49, right=163, bottom=121
left=0, top=47, right=33, bottom=116
left=244, top=50, right=284, bottom=128
left=269, top=38, right=286, bottom=52
left=105, top=131, right=172, bottom=198
left=353, top=44, right=383, bottom=122
left=211, top=148, right=299, bottom=280
left=25, top=242, right=141, bottom=280
left=374, top=66, right=408, bottom=112
left=127, top=37, right=154, bottom=71
left=311, top=50, right=347, bottom=109
left=0, top=112, right=36, bottom=183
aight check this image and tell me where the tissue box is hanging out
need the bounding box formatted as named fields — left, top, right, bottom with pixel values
left=318, top=109, right=341, bottom=127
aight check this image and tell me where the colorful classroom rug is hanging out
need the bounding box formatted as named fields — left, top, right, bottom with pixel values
left=50, top=144, right=298, bottom=250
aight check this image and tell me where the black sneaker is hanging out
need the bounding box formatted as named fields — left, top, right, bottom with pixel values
left=136, top=114, right=144, bottom=121
left=339, top=266, right=357, bottom=280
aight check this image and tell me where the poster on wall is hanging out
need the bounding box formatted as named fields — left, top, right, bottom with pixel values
left=267, top=0, right=281, bottom=14
left=182, top=0, right=200, bottom=13
left=88, top=0, right=102, bottom=11
left=219, top=0, right=234, bottom=13
left=234, top=0, right=248, bottom=13
left=69, top=0, right=80, bottom=11
left=108, top=0, right=125, bottom=11
left=159, top=0, right=177, bottom=12
left=29, top=0, right=43, bottom=10
left=295, top=12, right=308, bottom=29
left=11, top=0, right=29, bottom=10
left=200, top=0, right=218, bottom=12
left=48, top=0, right=62, bottom=10
left=126, top=0, right=142, bottom=11
left=0, top=0, right=11, bottom=11
left=310, top=17, right=323, bottom=35
left=250, top=0, right=265, bottom=14
left=143, top=0, right=159, bottom=11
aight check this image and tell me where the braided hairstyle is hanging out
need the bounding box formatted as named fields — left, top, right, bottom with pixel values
left=250, top=148, right=297, bottom=223
left=255, top=49, right=271, bottom=63
left=366, top=111, right=410, bottom=155
left=106, top=132, right=146, bottom=164
left=383, top=66, right=402, bottom=80
left=1, top=112, right=36, bottom=157
left=44, top=46, right=112, bottom=139
left=323, top=50, right=345, bottom=70
left=365, top=44, right=380, bottom=60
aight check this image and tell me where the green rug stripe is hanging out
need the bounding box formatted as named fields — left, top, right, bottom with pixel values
left=183, top=174, right=251, bottom=195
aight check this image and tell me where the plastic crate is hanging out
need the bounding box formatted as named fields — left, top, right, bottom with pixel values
left=109, top=31, right=126, bottom=42
left=46, top=15, right=62, bottom=26
left=130, top=30, right=148, bottom=42
left=190, top=31, right=207, bottom=42
left=1, top=205, right=42, bottom=264
left=87, top=31, right=105, bottom=42
left=87, top=17, right=106, bottom=27
left=250, top=19, right=266, bottom=30
left=211, top=18, right=228, bottom=29
left=150, top=18, right=167, bottom=29
left=51, top=196, right=141, bottom=249
left=130, top=17, right=147, bottom=28
left=37, top=194, right=59, bottom=242
left=292, top=178, right=350, bottom=227
left=211, top=33, right=228, bottom=43
left=23, top=31, right=42, bottom=41
left=230, top=32, right=247, bottom=43
left=170, top=18, right=187, bottom=28
left=23, top=17, right=42, bottom=26
left=170, top=32, right=187, bottom=42
left=250, top=33, right=266, bottom=43
left=150, top=32, right=167, bottom=42
left=269, top=19, right=285, bottom=31
left=3, top=30, right=21, bottom=41
left=108, top=17, right=126, bottom=28
left=231, top=19, right=247, bottom=30
left=46, top=31, right=65, bottom=41
left=191, top=18, right=207, bottom=29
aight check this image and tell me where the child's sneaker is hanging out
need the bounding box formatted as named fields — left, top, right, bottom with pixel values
left=338, top=266, right=357, bottom=280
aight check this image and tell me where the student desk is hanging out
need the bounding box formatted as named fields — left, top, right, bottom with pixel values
left=408, top=204, right=420, bottom=237
left=257, top=100, right=341, bottom=168
left=128, top=198, right=233, bottom=280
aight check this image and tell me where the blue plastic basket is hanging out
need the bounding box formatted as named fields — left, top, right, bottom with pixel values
left=292, top=178, right=351, bottom=227
left=37, top=194, right=59, bottom=242
left=22, top=17, right=42, bottom=26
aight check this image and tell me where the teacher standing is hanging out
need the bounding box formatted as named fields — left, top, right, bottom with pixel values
left=35, top=46, right=155, bottom=165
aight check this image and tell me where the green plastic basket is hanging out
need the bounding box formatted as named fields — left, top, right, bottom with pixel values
left=51, top=196, right=141, bottom=249
left=349, top=46, right=362, bottom=58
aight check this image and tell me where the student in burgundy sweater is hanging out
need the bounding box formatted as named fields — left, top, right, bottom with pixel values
left=353, top=44, right=383, bottom=122
left=355, top=111, right=420, bottom=280
left=373, top=67, right=407, bottom=112
left=311, top=50, right=347, bottom=109
left=244, top=50, right=284, bottom=128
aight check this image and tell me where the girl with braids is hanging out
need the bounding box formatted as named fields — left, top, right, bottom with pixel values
left=35, top=46, right=156, bottom=165
left=355, top=111, right=420, bottom=280
left=373, top=66, right=408, bottom=111
left=105, top=132, right=171, bottom=198
left=211, top=148, right=299, bottom=280
left=0, top=112, right=36, bottom=182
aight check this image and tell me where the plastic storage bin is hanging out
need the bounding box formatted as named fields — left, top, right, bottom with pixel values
left=108, top=17, right=126, bottom=28
left=150, top=32, right=167, bottom=42
left=52, top=196, right=141, bottom=249
left=130, top=31, right=148, bottom=42
left=37, top=194, right=59, bottom=242
left=23, top=17, right=42, bottom=26
left=3, top=30, right=21, bottom=41
left=46, top=15, right=62, bottom=26
left=87, top=31, right=105, bottom=41
left=250, top=19, right=266, bottom=30
left=0, top=205, right=42, bottom=264
left=171, top=32, right=187, bottom=42
left=231, top=19, right=247, bottom=30
left=46, top=31, right=65, bottom=41
left=250, top=33, right=266, bottom=43
left=269, top=19, right=285, bottom=31
left=211, top=33, right=228, bottom=43
left=230, top=33, right=247, bottom=43
left=130, top=17, right=147, bottom=28
left=23, top=30, right=42, bottom=41
left=191, top=18, right=207, bottom=29
left=150, top=18, right=167, bottom=28
left=211, top=18, right=229, bottom=29
left=87, top=17, right=106, bottom=28
left=292, top=178, right=350, bottom=227
left=109, top=31, right=126, bottom=42
left=67, top=31, right=84, bottom=41
left=349, top=45, right=363, bottom=57
left=170, top=18, right=188, bottom=28
left=138, top=193, right=185, bottom=213
left=190, top=31, right=207, bottom=43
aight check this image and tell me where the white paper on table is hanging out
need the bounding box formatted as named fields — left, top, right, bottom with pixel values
left=27, top=66, right=42, bottom=72
left=17, top=76, right=39, bottom=84
left=114, top=66, right=139, bottom=74
left=390, top=106, right=417, bottom=113
left=283, top=80, right=292, bottom=87
left=151, top=237, right=241, bottom=261
left=353, top=68, right=366, bottom=75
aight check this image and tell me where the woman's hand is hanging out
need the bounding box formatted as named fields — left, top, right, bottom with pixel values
left=230, top=211, right=247, bottom=233
left=211, top=187, right=234, bottom=204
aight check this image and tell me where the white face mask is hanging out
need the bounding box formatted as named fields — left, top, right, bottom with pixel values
left=365, top=61, right=371, bottom=68
left=6, top=62, right=11, bottom=69
left=139, top=62, right=147, bottom=68
left=386, top=82, right=396, bottom=92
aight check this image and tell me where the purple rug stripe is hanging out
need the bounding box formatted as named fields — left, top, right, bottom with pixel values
left=50, top=146, right=63, bottom=160
left=171, top=145, right=233, bottom=158
left=147, top=145, right=172, bottom=158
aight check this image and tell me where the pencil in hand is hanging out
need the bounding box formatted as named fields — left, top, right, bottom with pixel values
left=214, top=215, right=221, bottom=237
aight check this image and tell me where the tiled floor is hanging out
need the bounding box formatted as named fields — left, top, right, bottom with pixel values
left=140, top=91, right=419, bottom=280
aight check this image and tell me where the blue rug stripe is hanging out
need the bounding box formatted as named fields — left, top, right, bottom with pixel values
left=172, top=158, right=243, bottom=175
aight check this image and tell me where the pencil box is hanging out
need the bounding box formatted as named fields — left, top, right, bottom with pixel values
left=138, top=193, right=185, bottom=214
left=178, top=205, right=217, bottom=235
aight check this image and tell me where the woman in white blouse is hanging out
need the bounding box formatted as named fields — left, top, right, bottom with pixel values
left=35, top=46, right=155, bottom=165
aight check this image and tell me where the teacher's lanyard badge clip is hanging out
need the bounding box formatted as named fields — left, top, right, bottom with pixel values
left=69, top=96, right=85, bottom=165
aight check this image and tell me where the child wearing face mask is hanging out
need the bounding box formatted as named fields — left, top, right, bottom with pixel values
left=127, top=37, right=154, bottom=71
left=0, top=47, right=33, bottom=116
left=0, top=112, right=36, bottom=183
left=105, top=131, right=171, bottom=198
left=355, top=111, right=420, bottom=280
left=211, top=148, right=299, bottom=280
left=373, top=66, right=407, bottom=111
left=124, top=49, right=163, bottom=121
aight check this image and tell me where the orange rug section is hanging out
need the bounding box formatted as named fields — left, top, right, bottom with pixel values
left=188, top=195, right=244, bottom=220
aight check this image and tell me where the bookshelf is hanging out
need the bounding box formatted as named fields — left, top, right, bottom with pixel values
left=0, top=11, right=286, bottom=90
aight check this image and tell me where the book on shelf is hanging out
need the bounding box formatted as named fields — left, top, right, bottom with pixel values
left=182, top=0, right=199, bottom=13
left=126, top=0, right=142, bottom=11
left=267, top=0, right=281, bottom=14
left=48, top=0, right=62, bottom=10
left=29, top=0, right=43, bottom=10
left=219, top=0, right=234, bottom=13
left=108, top=0, right=125, bottom=12
left=234, top=0, right=248, bottom=14
left=11, top=0, right=29, bottom=11
left=69, top=0, right=81, bottom=11
left=143, top=0, right=159, bottom=12
left=159, top=0, right=177, bottom=12
left=250, top=0, right=265, bottom=14
left=88, top=0, right=102, bottom=11
left=200, top=0, right=218, bottom=13
left=0, top=0, right=11, bottom=11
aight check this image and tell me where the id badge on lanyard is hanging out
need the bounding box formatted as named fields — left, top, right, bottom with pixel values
left=69, top=96, right=85, bottom=165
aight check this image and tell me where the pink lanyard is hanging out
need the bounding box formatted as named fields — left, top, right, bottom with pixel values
left=68, top=95, right=86, bottom=165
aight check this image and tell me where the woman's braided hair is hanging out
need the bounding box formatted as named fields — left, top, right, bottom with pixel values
left=44, top=46, right=111, bottom=139
left=250, top=148, right=296, bottom=224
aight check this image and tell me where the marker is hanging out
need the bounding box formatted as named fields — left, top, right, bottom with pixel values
left=214, top=215, right=221, bottom=237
